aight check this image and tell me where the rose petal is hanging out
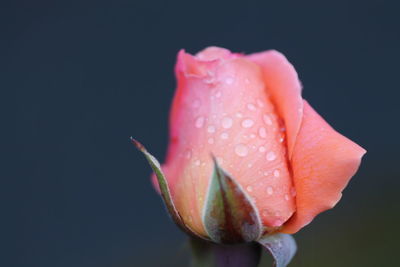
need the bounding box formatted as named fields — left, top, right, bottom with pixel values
left=246, top=51, right=303, bottom=159
left=162, top=48, right=296, bottom=235
left=282, top=101, right=366, bottom=233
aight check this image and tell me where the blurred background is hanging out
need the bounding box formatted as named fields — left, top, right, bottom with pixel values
left=3, top=0, right=399, bottom=266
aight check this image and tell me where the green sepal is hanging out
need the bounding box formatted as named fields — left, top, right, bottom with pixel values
left=202, top=157, right=262, bottom=244
left=131, top=137, right=203, bottom=239
left=257, top=233, right=297, bottom=267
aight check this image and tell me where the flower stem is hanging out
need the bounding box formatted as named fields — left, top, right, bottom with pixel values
left=190, top=238, right=261, bottom=267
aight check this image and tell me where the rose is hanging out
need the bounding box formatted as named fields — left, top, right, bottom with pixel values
left=133, top=46, right=365, bottom=246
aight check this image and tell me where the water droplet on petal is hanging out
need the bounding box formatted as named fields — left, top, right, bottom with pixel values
left=215, top=91, right=222, bottom=98
left=273, top=169, right=280, bottom=177
left=194, top=159, right=201, bottom=166
left=250, top=134, right=256, bottom=139
left=263, top=114, right=272, bottom=125
left=208, top=137, right=214, bottom=144
left=220, top=132, right=229, bottom=140
left=222, top=117, right=233, bottom=129
left=207, top=125, right=216, bottom=133
left=266, top=151, right=276, bottom=161
left=285, top=194, right=290, bottom=201
left=241, top=119, right=254, bottom=128
left=195, top=116, right=205, bottom=128
left=235, top=144, right=248, bottom=157
left=247, top=103, right=256, bottom=111
left=185, top=150, right=192, bottom=159
left=246, top=186, right=253, bottom=192
left=258, top=127, right=267, bottom=138
left=267, top=186, right=274, bottom=195
left=263, top=171, right=269, bottom=176
left=236, top=112, right=243, bottom=118
left=225, top=77, right=234, bottom=84
left=256, top=99, right=264, bottom=108
left=259, top=146, right=266, bottom=153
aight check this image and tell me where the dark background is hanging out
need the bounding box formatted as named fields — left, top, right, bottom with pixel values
left=3, top=0, right=399, bottom=266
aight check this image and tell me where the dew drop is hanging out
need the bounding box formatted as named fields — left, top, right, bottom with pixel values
left=258, top=127, right=267, bottom=138
left=246, top=186, right=253, bottom=192
left=241, top=119, right=254, bottom=128
left=222, top=117, right=233, bottom=129
left=235, top=144, right=248, bottom=157
left=195, top=116, right=205, bottom=128
left=263, top=171, right=269, bottom=176
left=194, top=159, right=201, bottom=166
left=208, top=137, right=214, bottom=144
left=236, top=112, right=243, bottom=118
left=258, top=146, right=266, bottom=153
left=220, top=132, right=229, bottom=140
left=250, top=134, right=256, bottom=139
left=215, top=91, right=222, bottom=98
left=266, top=151, right=276, bottom=161
left=273, top=169, right=280, bottom=177
left=184, top=150, right=192, bottom=159
left=247, top=103, right=256, bottom=111
left=207, top=125, right=216, bottom=133
left=263, top=114, right=272, bottom=125
left=267, top=186, right=274, bottom=195
left=256, top=99, right=264, bottom=108
left=247, top=163, right=253, bottom=168
left=285, top=194, right=290, bottom=201
left=225, top=77, right=234, bottom=84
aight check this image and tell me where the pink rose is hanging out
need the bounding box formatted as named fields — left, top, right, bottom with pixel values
left=135, top=46, right=365, bottom=241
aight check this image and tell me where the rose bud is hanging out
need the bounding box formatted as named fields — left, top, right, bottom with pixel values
left=132, top=47, right=365, bottom=266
